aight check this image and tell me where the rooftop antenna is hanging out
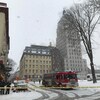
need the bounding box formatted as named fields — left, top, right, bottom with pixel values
left=49, top=42, right=52, bottom=47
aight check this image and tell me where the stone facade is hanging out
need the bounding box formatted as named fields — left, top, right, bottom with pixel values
left=19, top=45, right=64, bottom=81
left=0, top=2, right=9, bottom=80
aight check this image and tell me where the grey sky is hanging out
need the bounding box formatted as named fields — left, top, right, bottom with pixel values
left=0, top=0, right=100, bottom=68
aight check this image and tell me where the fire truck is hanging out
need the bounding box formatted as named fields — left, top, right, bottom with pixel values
left=42, top=71, right=78, bottom=88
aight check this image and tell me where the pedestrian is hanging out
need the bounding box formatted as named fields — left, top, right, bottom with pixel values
left=33, top=80, right=35, bottom=84
left=5, top=82, right=11, bottom=94
left=39, top=79, right=41, bottom=84
left=0, top=80, right=5, bottom=95
left=10, top=82, right=14, bottom=92
left=0, top=80, right=2, bottom=94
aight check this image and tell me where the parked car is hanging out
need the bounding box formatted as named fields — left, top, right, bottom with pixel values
left=13, top=80, right=28, bottom=92
left=15, top=83, right=28, bottom=92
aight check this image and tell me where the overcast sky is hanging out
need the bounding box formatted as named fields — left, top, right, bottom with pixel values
left=0, top=0, right=100, bottom=69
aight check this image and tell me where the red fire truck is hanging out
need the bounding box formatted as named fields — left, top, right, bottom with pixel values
left=42, top=71, right=78, bottom=88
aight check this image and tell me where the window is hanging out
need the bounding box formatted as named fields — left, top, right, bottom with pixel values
left=26, top=60, right=28, bottom=62
left=47, top=52, right=49, bottom=54
left=36, top=60, right=38, bottom=63
left=38, top=49, right=41, bottom=54
left=32, top=49, right=36, bottom=53
left=25, top=64, right=27, bottom=67
left=46, top=70, right=48, bottom=73
left=40, top=65, right=42, bottom=68
left=29, top=75, right=31, bottom=78
left=97, top=75, right=100, bottom=77
left=25, top=70, right=27, bottom=72
left=40, top=60, right=42, bottom=63
left=28, top=50, right=30, bottom=53
left=42, top=49, right=46, bottom=54
left=24, top=75, right=27, bottom=78
left=32, top=75, right=34, bottom=78
left=43, top=61, right=45, bottom=64
left=46, top=61, right=48, bottom=64
left=64, top=74, right=68, bottom=79
left=42, top=51, right=46, bottom=54
left=40, top=70, right=42, bottom=73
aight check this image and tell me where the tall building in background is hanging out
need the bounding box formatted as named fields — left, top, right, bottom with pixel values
left=56, top=16, right=88, bottom=79
left=50, top=47, right=64, bottom=72
left=19, top=45, right=64, bottom=81
left=0, top=2, right=10, bottom=80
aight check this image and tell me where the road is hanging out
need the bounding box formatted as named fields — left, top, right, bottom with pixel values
left=34, top=88, right=100, bottom=100
left=28, top=82, right=100, bottom=100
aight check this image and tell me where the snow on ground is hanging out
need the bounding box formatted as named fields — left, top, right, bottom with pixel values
left=79, top=80, right=100, bottom=87
left=29, top=80, right=100, bottom=99
left=57, top=80, right=100, bottom=99
left=28, top=81, right=59, bottom=100
left=79, top=80, right=100, bottom=92
left=0, top=90, right=42, bottom=100
left=1, top=80, right=100, bottom=100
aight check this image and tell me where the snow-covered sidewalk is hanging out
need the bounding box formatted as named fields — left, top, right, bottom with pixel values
left=79, top=80, right=100, bottom=87
left=0, top=90, right=42, bottom=100
left=78, top=80, right=100, bottom=92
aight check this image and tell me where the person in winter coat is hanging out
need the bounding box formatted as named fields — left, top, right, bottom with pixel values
left=5, top=82, right=11, bottom=94
left=0, top=80, right=6, bottom=95
left=0, top=81, right=2, bottom=94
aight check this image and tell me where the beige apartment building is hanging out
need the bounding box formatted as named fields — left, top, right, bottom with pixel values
left=19, top=45, right=52, bottom=81
left=0, top=2, right=9, bottom=80
left=19, top=45, right=64, bottom=81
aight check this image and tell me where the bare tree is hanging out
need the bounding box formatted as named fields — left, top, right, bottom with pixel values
left=90, top=0, right=100, bottom=8
left=7, top=58, right=16, bottom=72
left=61, top=0, right=100, bottom=83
